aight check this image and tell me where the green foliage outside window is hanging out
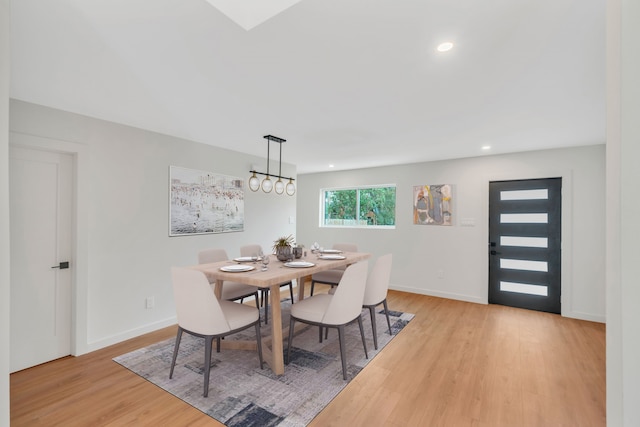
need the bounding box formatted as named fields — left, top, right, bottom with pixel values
left=322, top=186, right=396, bottom=227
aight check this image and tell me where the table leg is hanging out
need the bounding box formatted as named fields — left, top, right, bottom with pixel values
left=214, top=279, right=223, bottom=299
left=268, top=284, right=284, bottom=375
left=297, top=274, right=311, bottom=302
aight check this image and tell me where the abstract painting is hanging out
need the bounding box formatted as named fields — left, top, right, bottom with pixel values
left=169, top=166, right=244, bottom=236
left=413, top=184, right=453, bottom=226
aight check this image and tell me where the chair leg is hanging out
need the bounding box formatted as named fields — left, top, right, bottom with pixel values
left=368, top=305, right=378, bottom=350
left=288, top=281, right=294, bottom=303
left=169, top=327, right=183, bottom=379
left=382, top=299, right=393, bottom=335
left=216, top=337, right=221, bottom=352
left=264, top=290, right=269, bottom=325
left=286, top=317, right=296, bottom=364
left=203, top=336, right=213, bottom=397
left=357, top=315, right=368, bottom=359
left=310, top=280, right=316, bottom=296
left=337, top=325, right=347, bottom=380
left=255, top=322, right=264, bottom=369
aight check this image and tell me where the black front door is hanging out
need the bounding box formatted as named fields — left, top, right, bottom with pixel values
left=488, top=178, right=562, bottom=313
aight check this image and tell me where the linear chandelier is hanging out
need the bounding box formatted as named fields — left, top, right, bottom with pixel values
left=248, top=135, right=296, bottom=196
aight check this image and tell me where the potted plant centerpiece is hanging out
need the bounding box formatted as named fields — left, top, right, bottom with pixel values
left=273, top=234, right=294, bottom=261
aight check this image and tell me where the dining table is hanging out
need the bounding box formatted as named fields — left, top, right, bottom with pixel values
left=190, top=250, right=371, bottom=375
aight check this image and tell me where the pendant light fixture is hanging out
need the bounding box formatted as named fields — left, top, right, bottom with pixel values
left=248, top=135, right=296, bottom=196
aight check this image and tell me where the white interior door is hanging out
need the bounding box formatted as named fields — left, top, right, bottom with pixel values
left=10, top=146, right=73, bottom=372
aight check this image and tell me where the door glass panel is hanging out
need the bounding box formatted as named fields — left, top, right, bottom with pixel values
left=500, top=258, right=548, bottom=272
left=500, top=236, right=548, bottom=248
left=500, top=213, right=548, bottom=223
left=500, top=189, right=548, bottom=200
left=500, top=281, right=548, bottom=296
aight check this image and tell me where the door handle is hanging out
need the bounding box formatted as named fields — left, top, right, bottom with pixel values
left=490, top=250, right=501, bottom=255
left=51, top=261, right=70, bottom=269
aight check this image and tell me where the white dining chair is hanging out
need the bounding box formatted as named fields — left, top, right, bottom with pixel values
left=326, top=254, right=393, bottom=349
left=310, top=243, right=358, bottom=296
left=240, top=244, right=294, bottom=325
left=198, top=248, right=260, bottom=312
left=362, top=254, right=393, bottom=350
left=286, top=261, right=369, bottom=380
left=169, top=267, right=263, bottom=397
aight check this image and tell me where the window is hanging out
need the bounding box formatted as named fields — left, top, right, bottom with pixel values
left=321, top=185, right=396, bottom=228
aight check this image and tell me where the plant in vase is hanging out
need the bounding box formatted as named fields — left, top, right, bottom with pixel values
left=273, top=234, right=294, bottom=261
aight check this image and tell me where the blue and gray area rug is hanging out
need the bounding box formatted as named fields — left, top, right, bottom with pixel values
left=113, top=300, right=413, bottom=427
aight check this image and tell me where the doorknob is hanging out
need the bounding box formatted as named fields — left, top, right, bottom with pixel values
left=51, top=261, right=70, bottom=269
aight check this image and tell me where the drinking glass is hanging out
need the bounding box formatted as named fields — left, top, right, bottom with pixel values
left=261, top=255, right=270, bottom=271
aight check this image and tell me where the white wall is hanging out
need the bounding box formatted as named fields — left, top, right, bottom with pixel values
left=296, top=145, right=605, bottom=322
left=8, top=99, right=296, bottom=354
left=1, top=0, right=11, bottom=424
left=607, top=0, right=640, bottom=424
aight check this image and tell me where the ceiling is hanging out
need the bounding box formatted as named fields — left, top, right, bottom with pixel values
left=9, top=0, right=605, bottom=174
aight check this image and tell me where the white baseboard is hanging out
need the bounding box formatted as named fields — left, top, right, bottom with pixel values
left=389, top=284, right=486, bottom=305
left=563, top=310, right=606, bottom=323
left=389, top=285, right=605, bottom=323
left=82, top=316, right=178, bottom=355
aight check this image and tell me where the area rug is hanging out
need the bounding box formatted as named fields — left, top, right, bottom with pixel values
left=113, top=299, right=413, bottom=427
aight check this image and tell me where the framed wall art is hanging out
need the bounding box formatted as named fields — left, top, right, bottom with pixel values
left=413, top=184, right=453, bottom=226
left=169, top=166, right=244, bottom=236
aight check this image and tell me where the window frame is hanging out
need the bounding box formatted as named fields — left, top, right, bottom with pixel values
left=319, top=184, right=397, bottom=229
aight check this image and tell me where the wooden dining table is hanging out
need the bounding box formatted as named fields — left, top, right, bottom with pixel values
left=190, top=251, right=371, bottom=375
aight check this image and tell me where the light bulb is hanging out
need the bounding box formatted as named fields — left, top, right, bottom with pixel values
left=286, top=179, right=296, bottom=196
left=248, top=172, right=260, bottom=192
left=261, top=177, right=273, bottom=193
left=275, top=178, right=285, bottom=194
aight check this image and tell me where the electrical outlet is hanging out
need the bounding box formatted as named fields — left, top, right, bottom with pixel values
left=437, top=269, right=444, bottom=279
left=145, top=296, right=155, bottom=309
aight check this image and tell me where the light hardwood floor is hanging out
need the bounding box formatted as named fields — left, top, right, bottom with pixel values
left=10, top=289, right=605, bottom=426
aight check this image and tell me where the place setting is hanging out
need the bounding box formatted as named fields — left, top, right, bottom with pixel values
left=317, top=254, right=346, bottom=260
left=219, top=264, right=255, bottom=273
left=283, top=260, right=315, bottom=268
left=232, top=256, right=261, bottom=263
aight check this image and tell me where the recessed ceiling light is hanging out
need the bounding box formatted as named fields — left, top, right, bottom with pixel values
left=328, top=164, right=335, bottom=168
left=437, top=42, right=454, bottom=52
left=482, top=145, right=491, bottom=150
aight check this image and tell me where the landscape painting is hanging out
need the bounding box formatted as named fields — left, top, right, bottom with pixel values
left=170, top=166, right=244, bottom=236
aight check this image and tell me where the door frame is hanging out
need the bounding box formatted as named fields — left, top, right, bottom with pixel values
left=10, top=131, right=89, bottom=356
left=482, top=168, right=574, bottom=318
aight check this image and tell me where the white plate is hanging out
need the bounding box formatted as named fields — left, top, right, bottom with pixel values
left=284, top=261, right=315, bottom=268
left=233, top=256, right=259, bottom=262
left=319, top=254, right=346, bottom=260
left=321, top=249, right=343, bottom=254
left=220, top=265, right=255, bottom=272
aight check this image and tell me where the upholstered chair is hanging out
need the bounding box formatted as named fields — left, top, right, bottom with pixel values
left=362, top=254, right=393, bottom=350
left=286, top=261, right=369, bottom=380
left=309, top=243, right=358, bottom=295
left=169, top=267, right=263, bottom=397
left=198, top=248, right=260, bottom=311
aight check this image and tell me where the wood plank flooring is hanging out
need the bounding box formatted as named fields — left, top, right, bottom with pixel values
left=10, top=290, right=605, bottom=426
